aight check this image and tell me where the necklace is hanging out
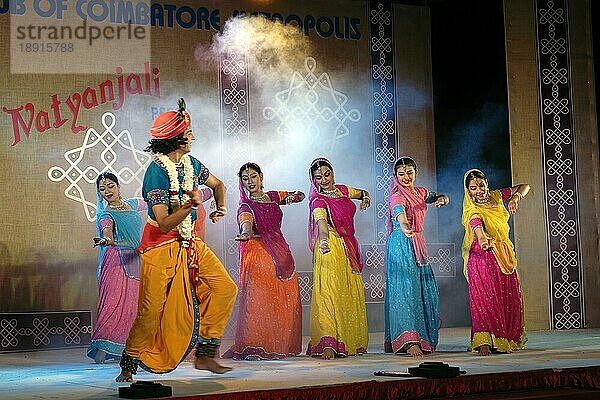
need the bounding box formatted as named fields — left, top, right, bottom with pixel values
left=108, top=200, right=128, bottom=211
left=474, top=196, right=490, bottom=205
left=321, top=187, right=342, bottom=198
left=321, top=187, right=337, bottom=195
left=250, top=193, right=270, bottom=202
left=155, top=154, right=194, bottom=243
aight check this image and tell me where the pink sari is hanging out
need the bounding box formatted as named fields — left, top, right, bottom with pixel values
left=87, top=197, right=143, bottom=361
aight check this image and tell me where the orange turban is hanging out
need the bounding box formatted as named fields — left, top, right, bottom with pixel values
left=150, top=100, right=191, bottom=140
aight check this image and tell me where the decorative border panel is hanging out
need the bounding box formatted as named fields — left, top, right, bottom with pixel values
left=369, top=0, right=397, bottom=246
left=428, top=243, right=457, bottom=278
left=297, top=271, right=313, bottom=307
left=219, top=52, right=250, bottom=283
left=361, top=244, right=386, bottom=302
left=219, top=52, right=250, bottom=338
left=365, top=0, right=398, bottom=301
left=535, top=0, right=584, bottom=329
left=0, top=311, right=91, bottom=353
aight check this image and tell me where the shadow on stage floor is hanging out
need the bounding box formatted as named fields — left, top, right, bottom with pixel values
left=1, top=328, right=600, bottom=399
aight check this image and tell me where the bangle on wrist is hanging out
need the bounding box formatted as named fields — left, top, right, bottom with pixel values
left=512, top=192, right=523, bottom=201
left=319, top=239, right=329, bottom=245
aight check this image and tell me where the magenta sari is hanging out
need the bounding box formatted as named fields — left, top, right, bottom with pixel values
left=237, top=182, right=295, bottom=280
left=308, top=183, right=362, bottom=274
left=462, top=176, right=526, bottom=353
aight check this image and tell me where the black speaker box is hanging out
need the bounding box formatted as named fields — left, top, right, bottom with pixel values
left=118, top=381, right=173, bottom=399
left=408, top=361, right=464, bottom=378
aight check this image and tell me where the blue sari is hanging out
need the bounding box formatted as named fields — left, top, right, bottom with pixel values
left=384, top=189, right=439, bottom=354
left=87, top=197, right=144, bottom=361
left=95, top=198, right=143, bottom=281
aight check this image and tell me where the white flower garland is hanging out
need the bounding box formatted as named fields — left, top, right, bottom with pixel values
left=156, top=153, right=195, bottom=243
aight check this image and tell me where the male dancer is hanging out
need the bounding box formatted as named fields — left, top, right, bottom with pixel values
left=116, top=99, right=237, bottom=381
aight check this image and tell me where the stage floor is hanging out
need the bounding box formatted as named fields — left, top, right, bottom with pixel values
left=2, top=327, right=600, bottom=399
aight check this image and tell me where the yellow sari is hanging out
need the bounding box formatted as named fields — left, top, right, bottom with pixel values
left=308, top=227, right=369, bottom=356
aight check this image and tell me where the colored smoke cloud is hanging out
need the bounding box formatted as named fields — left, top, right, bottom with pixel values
left=196, top=15, right=312, bottom=77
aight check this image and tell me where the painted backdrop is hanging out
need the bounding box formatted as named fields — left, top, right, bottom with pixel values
left=0, top=0, right=445, bottom=350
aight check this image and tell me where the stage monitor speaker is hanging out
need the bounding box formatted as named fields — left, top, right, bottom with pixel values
left=408, top=362, right=465, bottom=378
left=118, top=381, right=173, bottom=399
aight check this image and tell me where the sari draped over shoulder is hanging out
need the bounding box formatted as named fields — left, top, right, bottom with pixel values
left=388, top=185, right=430, bottom=265
left=95, top=198, right=143, bottom=281
left=87, top=197, right=144, bottom=361
left=305, top=157, right=368, bottom=357
left=309, top=184, right=362, bottom=273
left=462, top=187, right=517, bottom=279
left=461, top=169, right=525, bottom=354
left=384, top=176, right=439, bottom=354
left=238, top=190, right=295, bottom=281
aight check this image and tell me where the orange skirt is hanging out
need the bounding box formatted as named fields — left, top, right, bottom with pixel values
left=224, top=237, right=302, bottom=360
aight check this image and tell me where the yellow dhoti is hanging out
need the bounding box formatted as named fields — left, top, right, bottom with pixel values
left=125, top=237, right=237, bottom=373
left=194, top=240, right=238, bottom=340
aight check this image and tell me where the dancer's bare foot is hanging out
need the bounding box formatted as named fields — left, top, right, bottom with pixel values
left=477, top=344, right=492, bottom=356
left=115, top=370, right=133, bottom=382
left=194, top=356, right=233, bottom=374
left=94, top=350, right=106, bottom=364
left=321, top=348, right=335, bottom=360
left=406, top=344, right=424, bottom=357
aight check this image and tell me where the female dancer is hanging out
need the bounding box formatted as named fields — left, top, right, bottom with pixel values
left=462, top=169, right=529, bottom=356
left=224, top=162, right=304, bottom=360
left=384, top=157, right=448, bottom=357
left=88, top=172, right=145, bottom=363
left=307, top=157, right=370, bottom=360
